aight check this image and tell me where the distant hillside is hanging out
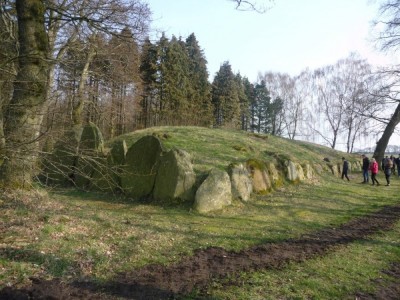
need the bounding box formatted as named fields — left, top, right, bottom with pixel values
left=354, top=145, right=400, bottom=155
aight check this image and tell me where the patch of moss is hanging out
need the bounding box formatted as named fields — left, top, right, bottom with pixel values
left=152, top=132, right=172, bottom=140
left=232, top=145, right=247, bottom=152
left=246, top=159, right=267, bottom=171
left=248, top=132, right=269, bottom=140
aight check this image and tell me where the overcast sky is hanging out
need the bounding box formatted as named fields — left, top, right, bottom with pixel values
left=145, top=0, right=400, bottom=149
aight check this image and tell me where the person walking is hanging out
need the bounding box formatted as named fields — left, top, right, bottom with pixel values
left=383, top=156, right=393, bottom=186
left=390, top=155, right=396, bottom=175
left=369, top=157, right=380, bottom=186
left=396, top=154, right=400, bottom=177
left=361, top=154, right=370, bottom=183
left=341, top=157, right=350, bottom=181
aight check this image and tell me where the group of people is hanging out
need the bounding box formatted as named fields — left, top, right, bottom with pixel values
left=341, top=154, right=400, bottom=186
left=363, top=154, right=400, bottom=186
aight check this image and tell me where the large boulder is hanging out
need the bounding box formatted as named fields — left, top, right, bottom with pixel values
left=228, top=163, right=253, bottom=201
left=246, top=159, right=272, bottom=194
left=328, top=163, right=340, bottom=176
left=194, top=169, right=232, bottom=213
left=90, top=139, right=128, bottom=192
left=313, top=163, right=323, bottom=175
left=110, top=139, right=127, bottom=166
left=286, top=160, right=305, bottom=182
left=79, top=122, right=104, bottom=153
left=121, top=135, right=164, bottom=199
left=41, top=126, right=83, bottom=185
left=266, top=162, right=282, bottom=187
left=303, top=163, right=314, bottom=179
left=89, top=155, right=118, bottom=192
left=74, top=123, right=105, bottom=188
left=153, top=149, right=196, bottom=202
left=251, top=168, right=271, bottom=194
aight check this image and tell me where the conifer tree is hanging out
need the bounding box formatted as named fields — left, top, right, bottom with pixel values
left=253, top=80, right=271, bottom=133
left=235, top=74, right=250, bottom=131
left=161, top=35, right=191, bottom=124
left=243, top=77, right=255, bottom=132
left=269, top=97, right=284, bottom=135
left=211, top=61, right=241, bottom=128
left=185, top=33, right=213, bottom=126
left=154, top=33, right=170, bottom=124
left=139, top=37, right=158, bottom=128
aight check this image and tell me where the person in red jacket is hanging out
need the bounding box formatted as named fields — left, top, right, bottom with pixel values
left=369, top=157, right=380, bottom=186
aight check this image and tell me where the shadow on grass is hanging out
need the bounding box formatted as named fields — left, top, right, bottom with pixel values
left=0, top=246, right=74, bottom=277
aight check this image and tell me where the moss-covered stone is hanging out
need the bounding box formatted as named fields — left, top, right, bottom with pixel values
left=110, top=140, right=127, bottom=166
left=74, top=156, right=94, bottom=189
left=246, top=158, right=267, bottom=171
left=153, top=149, right=196, bottom=203
left=285, top=160, right=305, bottom=183
left=80, top=122, right=104, bottom=153
left=266, top=162, right=282, bottom=188
left=41, top=127, right=82, bottom=185
left=89, top=155, right=120, bottom=192
left=228, top=162, right=252, bottom=201
left=246, top=159, right=272, bottom=194
left=89, top=140, right=128, bottom=192
left=194, top=169, right=232, bottom=213
left=121, top=135, right=164, bottom=200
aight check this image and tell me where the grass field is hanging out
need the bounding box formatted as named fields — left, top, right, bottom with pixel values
left=0, top=127, right=399, bottom=299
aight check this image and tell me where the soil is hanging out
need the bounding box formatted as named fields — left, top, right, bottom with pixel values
left=1, top=204, right=400, bottom=300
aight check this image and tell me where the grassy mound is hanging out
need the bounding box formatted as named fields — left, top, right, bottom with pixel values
left=109, top=126, right=358, bottom=174
left=3, top=127, right=395, bottom=299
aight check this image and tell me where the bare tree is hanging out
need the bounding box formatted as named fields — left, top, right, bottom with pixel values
left=313, top=68, right=344, bottom=149
left=370, top=67, right=400, bottom=162
left=261, top=72, right=305, bottom=139
left=340, top=54, right=373, bottom=153
left=371, top=0, right=400, bottom=162
left=230, top=0, right=274, bottom=12
left=0, top=0, right=151, bottom=189
left=0, top=0, right=49, bottom=187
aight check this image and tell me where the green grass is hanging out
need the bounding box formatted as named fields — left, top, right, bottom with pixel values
left=1, top=175, right=399, bottom=291
left=0, top=127, right=399, bottom=298
left=204, top=221, right=400, bottom=300
left=109, top=126, right=358, bottom=173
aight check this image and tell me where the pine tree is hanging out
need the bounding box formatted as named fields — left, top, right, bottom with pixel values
left=243, top=77, right=255, bottom=132
left=211, top=61, right=240, bottom=128
left=161, top=35, right=191, bottom=124
left=235, top=74, right=250, bottom=131
left=139, top=37, right=158, bottom=128
left=269, top=97, right=284, bottom=135
left=253, top=80, right=271, bottom=133
left=185, top=33, right=212, bottom=126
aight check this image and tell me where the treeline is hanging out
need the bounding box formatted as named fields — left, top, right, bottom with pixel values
left=49, top=29, right=384, bottom=154
left=0, top=0, right=398, bottom=189
left=0, top=0, right=391, bottom=157
left=47, top=31, right=285, bottom=139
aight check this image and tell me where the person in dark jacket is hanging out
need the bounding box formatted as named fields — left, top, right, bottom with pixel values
left=361, top=154, right=370, bottom=183
left=396, top=154, right=400, bottom=177
left=383, top=156, right=392, bottom=186
left=341, top=157, right=350, bottom=181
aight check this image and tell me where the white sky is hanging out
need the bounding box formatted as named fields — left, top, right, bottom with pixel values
left=145, top=0, right=400, bottom=150
left=146, top=0, right=397, bottom=82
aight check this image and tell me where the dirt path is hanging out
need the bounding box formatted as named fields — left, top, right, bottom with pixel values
left=1, top=204, right=400, bottom=300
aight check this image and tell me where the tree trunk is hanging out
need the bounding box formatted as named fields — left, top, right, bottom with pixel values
left=373, top=102, right=400, bottom=163
left=72, top=46, right=95, bottom=126
left=0, top=0, right=49, bottom=188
